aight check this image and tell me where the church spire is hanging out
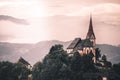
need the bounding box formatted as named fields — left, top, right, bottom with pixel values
left=86, top=15, right=96, bottom=39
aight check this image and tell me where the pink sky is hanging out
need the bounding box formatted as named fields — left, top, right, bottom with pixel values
left=0, top=0, right=120, bottom=45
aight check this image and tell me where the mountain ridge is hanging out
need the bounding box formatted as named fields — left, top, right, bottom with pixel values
left=0, top=40, right=119, bottom=65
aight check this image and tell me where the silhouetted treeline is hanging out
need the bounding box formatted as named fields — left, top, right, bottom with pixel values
left=0, top=61, right=31, bottom=80
left=32, top=44, right=120, bottom=80
left=0, top=44, right=120, bottom=80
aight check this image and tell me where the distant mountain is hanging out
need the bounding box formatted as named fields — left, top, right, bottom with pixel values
left=0, top=42, right=34, bottom=63
left=21, top=40, right=71, bottom=65
left=0, top=41, right=119, bottom=65
left=97, top=44, right=120, bottom=64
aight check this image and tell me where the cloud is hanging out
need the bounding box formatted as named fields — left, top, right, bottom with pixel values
left=0, top=15, right=29, bottom=25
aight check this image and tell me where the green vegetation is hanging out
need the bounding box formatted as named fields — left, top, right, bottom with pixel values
left=32, top=45, right=99, bottom=80
left=0, top=61, right=31, bottom=80
left=32, top=44, right=70, bottom=80
left=32, top=44, right=120, bottom=80
left=0, top=44, right=120, bottom=80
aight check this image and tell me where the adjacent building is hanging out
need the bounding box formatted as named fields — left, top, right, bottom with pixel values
left=18, top=57, right=32, bottom=70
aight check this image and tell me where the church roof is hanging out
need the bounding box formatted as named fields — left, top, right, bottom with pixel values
left=67, top=15, right=95, bottom=51
left=67, top=38, right=93, bottom=50
left=76, top=39, right=93, bottom=50
left=18, top=57, right=30, bottom=66
left=67, top=38, right=81, bottom=49
left=86, top=16, right=96, bottom=39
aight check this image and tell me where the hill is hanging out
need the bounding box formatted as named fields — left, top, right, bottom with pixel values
left=0, top=41, right=119, bottom=65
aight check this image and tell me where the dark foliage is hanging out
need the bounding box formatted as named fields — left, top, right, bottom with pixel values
left=1, top=44, right=120, bottom=80
left=102, top=55, right=107, bottom=62
left=33, top=44, right=70, bottom=80
left=0, top=61, right=31, bottom=80
left=32, top=45, right=98, bottom=80
left=95, top=48, right=101, bottom=61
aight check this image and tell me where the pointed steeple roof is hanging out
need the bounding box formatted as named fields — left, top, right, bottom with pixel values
left=86, top=15, right=96, bottom=39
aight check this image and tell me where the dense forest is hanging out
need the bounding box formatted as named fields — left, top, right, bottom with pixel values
left=0, top=44, right=120, bottom=80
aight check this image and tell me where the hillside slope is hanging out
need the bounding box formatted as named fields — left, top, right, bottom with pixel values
left=0, top=41, right=119, bottom=65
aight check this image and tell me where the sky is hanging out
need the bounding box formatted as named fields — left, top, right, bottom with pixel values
left=0, top=0, right=120, bottom=45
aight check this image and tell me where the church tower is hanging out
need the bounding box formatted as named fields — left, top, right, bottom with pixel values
left=86, top=16, right=96, bottom=47
left=67, top=15, right=97, bottom=62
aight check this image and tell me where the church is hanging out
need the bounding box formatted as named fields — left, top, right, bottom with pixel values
left=67, top=16, right=96, bottom=62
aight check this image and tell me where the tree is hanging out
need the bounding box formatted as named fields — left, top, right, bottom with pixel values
left=81, top=53, right=96, bottom=72
left=13, top=62, right=31, bottom=80
left=108, top=63, right=120, bottom=80
left=69, top=52, right=84, bottom=80
left=0, top=61, right=14, bottom=80
left=95, top=48, right=101, bottom=61
left=69, top=51, right=97, bottom=80
left=102, top=55, right=107, bottom=62
left=70, top=51, right=82, bottom=72
left=32, top=44, right=70, bottom=80
left=105, top=61, right=112, bottom=68
left=0, top=61, right=31, bottom=80
left=32, top=62, right=43, bottom=80
left=49, top=44, right=64, bottom=54
left=112, top=63, right=120, bottom=75
left=33, top=45, right=99, bottom=80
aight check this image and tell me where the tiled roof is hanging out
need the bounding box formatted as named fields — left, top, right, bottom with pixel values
left=67, top=38, right=93, bottom=50
left=18, top=57, right=30, bottom=66
left=77, top=39, right=93, bottom=50
left=67, top=38, right=81, bottom=49
left=67, top=16, right=95, bottom=51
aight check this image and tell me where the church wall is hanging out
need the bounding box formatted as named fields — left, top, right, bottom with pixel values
left=78, top=47, right=94, bottom=54
left=78, top=47, right=96, bottom=63
left=67, top=49, right=73, bottom=53
left=77, top=50, right=83, bottom=55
